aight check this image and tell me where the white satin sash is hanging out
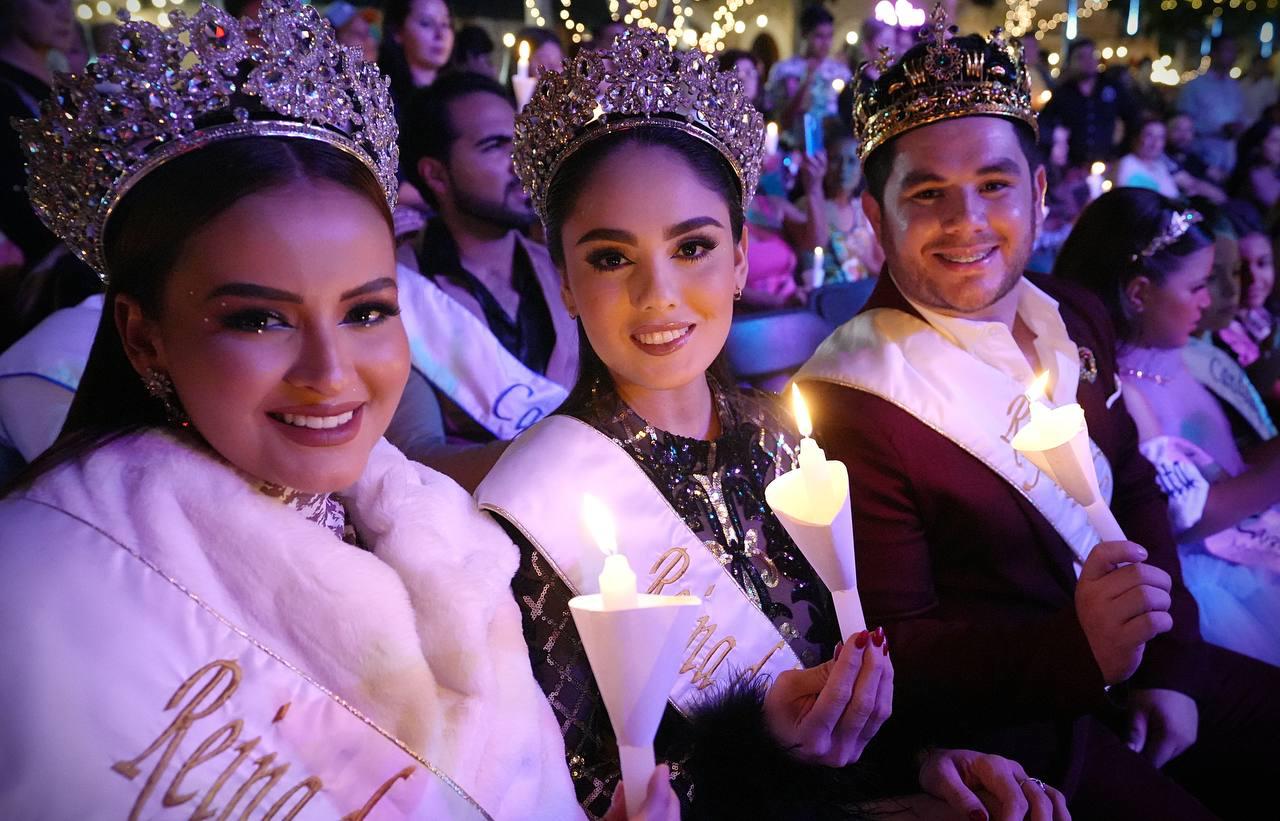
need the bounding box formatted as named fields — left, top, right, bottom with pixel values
left=797, top=306, right=1115, bottom=570
left=396, top=264, right=567, bottom=440
left=1182, top=339, right=1278, bottom=442
left=475, top=416, right=803, bottom=711
left=0, top=510, right=490, bottom=821
left=0, top=293, right=102, bottom=390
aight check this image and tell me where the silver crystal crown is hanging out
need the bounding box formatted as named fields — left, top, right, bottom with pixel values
left=514, top=27, right=765, bottom=223
left=16, top=0, right=398, bottom=278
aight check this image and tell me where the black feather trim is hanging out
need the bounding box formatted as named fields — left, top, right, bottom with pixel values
left=682, top=675, right=917, bottom=821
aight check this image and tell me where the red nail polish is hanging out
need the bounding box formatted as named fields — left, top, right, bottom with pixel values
left=871, top=627, right=885, bottom=647
left=854, top=631, right=869, bottom=649
left=969, top=811, right=987, bottom=821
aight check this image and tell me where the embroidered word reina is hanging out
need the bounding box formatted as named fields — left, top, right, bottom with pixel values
left=112, top=659, right=414, bottom=821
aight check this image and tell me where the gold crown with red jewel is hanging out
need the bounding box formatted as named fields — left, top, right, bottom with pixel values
left=853, top=4, right=1037, bottom=160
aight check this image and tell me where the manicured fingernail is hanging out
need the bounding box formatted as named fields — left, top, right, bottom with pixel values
left=871, top=627, right=885, bottom=647
left=969, top=811, right=987, bottom=821
left=854, top=630, right=869, bottom=649
left=834, top=641, right=844, bottom=660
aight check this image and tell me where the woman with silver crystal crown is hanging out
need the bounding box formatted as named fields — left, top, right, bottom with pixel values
left=476, top=27, right=1069, bottom=821
left=0, top=3, right=670, bottom=818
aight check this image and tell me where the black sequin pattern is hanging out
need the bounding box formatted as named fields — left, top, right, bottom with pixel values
left=504, top=383, right=841, bottom=817
left=579, top=383, right=840, bottom=666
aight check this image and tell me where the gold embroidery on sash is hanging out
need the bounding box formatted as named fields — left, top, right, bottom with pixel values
left=681, top=614, right=738, bottom=689
left=1002, top=394, right=1040, bottom=491
left=112, top=659, right=418, bottom=821
left=737, top=640, right=788, bottom=684
left=340, top=767, right=416, bottom=821
left=647, top=547, right=691, bottom=594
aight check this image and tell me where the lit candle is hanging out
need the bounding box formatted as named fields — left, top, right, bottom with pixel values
left=764, top=385, right=866, bottom=637
left=1086, top=161, right=1106, bottom=200
left=792, top=385, right=833, bottom=500
left=512, top=40, right=537, bottom=111
left=832, top=77, right=846, bottom=94
left=516, top=40, right=530, bottom=79
left=1013, top=372, right=1127, bottom=545
left=810, top=246, right=825, bottom=289
left=582, top=494, right=638, bottom=610
left=764, top=121, right=780, bottom=156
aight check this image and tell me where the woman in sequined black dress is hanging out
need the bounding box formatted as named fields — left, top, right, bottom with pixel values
left=478, top=89, right=1069, bottom=821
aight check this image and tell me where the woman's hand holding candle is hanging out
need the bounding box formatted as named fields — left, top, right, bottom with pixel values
left=763, top=628, right=894, bottom=766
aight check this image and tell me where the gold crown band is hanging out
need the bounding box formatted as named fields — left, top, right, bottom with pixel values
left=853, top=4, right=1036, bottom=160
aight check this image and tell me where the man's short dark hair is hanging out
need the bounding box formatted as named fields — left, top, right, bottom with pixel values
left=1065, top=38, right=1095, bottom=63
left=452, top=25, right=494, bottom=61
left=861, top=119, right=1042, bottom=205
left=800, top=4, right=835, bottom=36
left=399, top=72, right=512, bottom=204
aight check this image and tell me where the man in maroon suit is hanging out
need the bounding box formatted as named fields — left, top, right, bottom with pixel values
left=798, top=13, right=1280, bottom=819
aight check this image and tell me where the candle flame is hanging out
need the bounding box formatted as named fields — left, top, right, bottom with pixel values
left=1090, top=161, right=1106, bottom=176
left=518, top=40, right=530, bottom=61
left=1026, top=371, right=1050, bottom=403
left=766, top=121, right=778, bottom=135
left=581, top=494, right=618, bottom=557
left=791, top=384, right=813, bottom=438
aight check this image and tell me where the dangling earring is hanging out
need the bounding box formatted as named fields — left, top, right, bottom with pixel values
left=733, top=287, right=743, bottom=301
left=142, top=368, right=190, bottom=427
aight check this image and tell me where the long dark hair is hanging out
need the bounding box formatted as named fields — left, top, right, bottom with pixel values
left=378, top=0, right=453, bottom=110
left=1053, top=187, right=1213, bottom=342
left=6, top=137, right=392, bottom=494
left=542, top=127, right=746, bottom=416
left=1228, top=120, right=1280, bottom=199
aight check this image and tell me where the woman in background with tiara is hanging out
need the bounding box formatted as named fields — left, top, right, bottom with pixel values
left=477, top=28, right=1070, bottom=821
left=1055, top=187, right=1280, bottom=668
left=0, top=3, right=671, bottom=818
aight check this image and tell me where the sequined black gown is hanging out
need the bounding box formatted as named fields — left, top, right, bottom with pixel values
left=501, top=385, right=868, bottom=818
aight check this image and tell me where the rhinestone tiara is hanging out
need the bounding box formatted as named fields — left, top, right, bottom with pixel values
left=1133, top=208, right=1202, bottom=260
left=513, top=27, right=765, bottom=224
left=853, top=4, right=1036, bottom=161
left=16, top=0, right=398, bottom=279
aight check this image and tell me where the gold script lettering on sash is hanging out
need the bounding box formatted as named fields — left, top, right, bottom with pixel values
left=1002, top=394, right=1040, bottom=491
left=737, top=639, right=788, bottom=684
left=163, top=719, right=243, bottom=807
left=681, top=614, right=738, bottom=689
left=339, top=766, right=416, bottom=820
left=112, top=659, right=418, bottom=821
left=647, top=547, right=691, bottom=595
left=112, top=660, right=243, bottom=821
left=219, top=752, right=294, bottom=818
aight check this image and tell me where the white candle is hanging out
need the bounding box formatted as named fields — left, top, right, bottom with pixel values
left=1014, top=372, right=1127, bottom=545
left=582, top=494, right=638, bottom=609
left=811, top=246, right=825, bottom=289
left=1086, top=161, right=1106, bottom=200
left=516, top=40, right=530, bottom=79
left=791, top=385, right=832, bottom=495
left=764, top=121, right=779, bottom=156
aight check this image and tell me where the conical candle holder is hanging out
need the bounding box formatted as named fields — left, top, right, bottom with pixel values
left=569, top=593, right=701, bottom=819
left=1012, top=402, right=1126, bottom=542
left=766, top=461, right=867, bottom=638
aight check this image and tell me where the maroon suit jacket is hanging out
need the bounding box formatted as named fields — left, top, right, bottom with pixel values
left=801, top=274, right=1207, bottom=775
